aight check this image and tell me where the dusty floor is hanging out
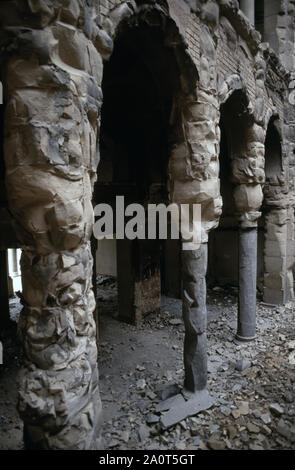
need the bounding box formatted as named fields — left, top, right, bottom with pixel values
left=0, top=281, right=295, bottom=450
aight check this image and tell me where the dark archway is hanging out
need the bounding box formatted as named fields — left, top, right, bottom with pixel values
left=264, top=117, right=283, bottom=185
left=208, top=89, right=252, bottom=289
left=94, top=19, right=186, bottom=323
left=260, top=117, right=285, bottom=304
left=207, top=119, right=238, bottom=287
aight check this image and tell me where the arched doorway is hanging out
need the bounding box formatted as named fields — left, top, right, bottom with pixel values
left=260, top=117, right=288, bottom=304
left=94, top=14, right=195, bottom=324
left=208, top=89, right=252, bottom=291
left=209, top=82, right=264, bottom=340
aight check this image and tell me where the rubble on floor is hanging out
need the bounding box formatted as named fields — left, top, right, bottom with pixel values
left=0, top=299, right=23, bottom=450
left=98, top=283, right=295, bottom=450
left=0, top=285, right=294, bottom=450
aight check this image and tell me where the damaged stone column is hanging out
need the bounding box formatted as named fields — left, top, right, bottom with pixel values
left=18, top=245, right=101, bottom=449
left=230, top=52, right=268, bottom=340
left=237, top=226, right=257, bottom=340
left=182, top=245, right=208, bottom=392
left=234, top=184, right=263, bottom=341
left=162, top=75, right=221, bottom=422
left=168, top=19, right=222, bottom=405
left=264, top=208, right=290, bottom=304
left=0, top=0, right=114, bottom=449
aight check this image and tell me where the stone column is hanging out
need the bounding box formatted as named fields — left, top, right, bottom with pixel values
left=182, top=245, right=208, bottom=392
left=166, top=16, right=221, bottom=411
left=233, top=183, right=263, bottom=341
left=240, top=0, right=255, bottom=25
left=237, top=227, right=257, bottom=341
left=2, top=10, right=105, bottom=447
left=168, top=85, right=221, bottom=394
left=263, top=208, right=290, bottom=304
left=18, top=244, right=101, bottom=450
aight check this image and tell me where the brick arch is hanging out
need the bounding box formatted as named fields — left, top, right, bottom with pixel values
left=218, top=79, right=265, bottom=223
left=99, top=1, right=199, bottom=194
left=218, top=73, right=252, bottom=108
left=109, top=2, right=199, bottom=96
left=96, top=4, right=198, bottom=324
left=214, top=73, right=266, bottom=340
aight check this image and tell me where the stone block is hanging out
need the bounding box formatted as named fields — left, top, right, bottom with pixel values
left=263, top=288, right=285, bottom=305
left=264, top=256, right=286, bottom=273
left=160, top=390, right=215, bottom=429
left=264, top=240, right=286, bottom=257
left=263, top=272, right=284, bottom=290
